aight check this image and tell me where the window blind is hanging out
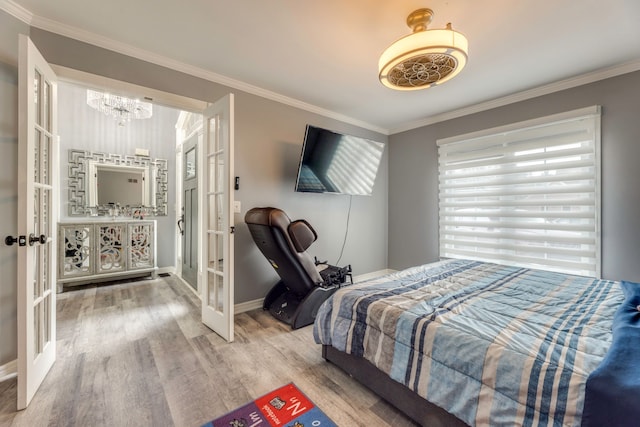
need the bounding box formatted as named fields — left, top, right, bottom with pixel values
left=437, top=106, right=601, bottom=277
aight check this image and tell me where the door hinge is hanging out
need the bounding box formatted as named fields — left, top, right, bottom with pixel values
left=230, top=226, right=235, bottom=234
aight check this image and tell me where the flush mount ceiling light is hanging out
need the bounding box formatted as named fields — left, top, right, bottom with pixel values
left=86, top=89, right=153, bottom=126
left=379, top=8, right=468, bottom=91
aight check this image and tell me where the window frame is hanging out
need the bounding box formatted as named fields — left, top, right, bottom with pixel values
left=437, top=106, right=601, bottom=277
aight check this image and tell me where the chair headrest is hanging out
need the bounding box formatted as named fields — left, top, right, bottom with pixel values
left=244, top=207, right=318, bottom=253
left=244, top=207, right=291, bottom=229
left=288, top=220, right=317, bottom=252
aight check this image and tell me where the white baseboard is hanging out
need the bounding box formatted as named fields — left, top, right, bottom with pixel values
left=235, top=298, right=264, bottom=314
left=234, top=270, right=395, bottom=314
left=168, top=270, right=264, bottom=314
left=157, top=266, right=176, bottom=275
left=0, top=359, right=17, bottom=383
left=234, top=270, right=396, bottom=314
left=165, top=267, right=395, bottom=314
left=353, top=269, right=396, bottom=283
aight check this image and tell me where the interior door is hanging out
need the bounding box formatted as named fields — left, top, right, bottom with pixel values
left=17, top=35, right=58, bottom=410
left=181, top=135, right=198, bottom=289
left=200, top=94, right=234, bottom=342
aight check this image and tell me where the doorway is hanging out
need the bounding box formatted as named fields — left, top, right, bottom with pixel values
left=54, top=71, right=236, bottom=343
left=55, top=79, right=181, bottom=276
left=16, top=48, right=236, bottom=410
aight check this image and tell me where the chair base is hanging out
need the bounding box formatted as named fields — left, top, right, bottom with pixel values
left=263, top=281, right=339, bottom=329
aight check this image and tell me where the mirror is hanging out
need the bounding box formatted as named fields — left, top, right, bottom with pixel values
left=96, top=167, right=145, bottom=206
left=68, top=149, right=168, bottom=216
left=88, top=163, right=149, bottom=208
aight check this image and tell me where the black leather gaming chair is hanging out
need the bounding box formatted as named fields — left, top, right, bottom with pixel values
left=245, top=207, right=350, bottom=329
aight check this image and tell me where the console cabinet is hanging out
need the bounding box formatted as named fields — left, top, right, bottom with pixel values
left=58, top=220, right=156, bottom=291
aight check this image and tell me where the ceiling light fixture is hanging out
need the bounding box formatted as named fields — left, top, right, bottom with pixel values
left=86, top=89, right=153, bottom=126
left=379, top=8, right=468, bottom=91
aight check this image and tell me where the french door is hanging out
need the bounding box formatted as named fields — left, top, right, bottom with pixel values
left=17, top=35, right=58, bottom=410
left=200, top=94, right=235, bottom=342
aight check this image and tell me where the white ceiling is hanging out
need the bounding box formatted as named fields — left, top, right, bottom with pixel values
left=7, top=0, right=640, bottom=134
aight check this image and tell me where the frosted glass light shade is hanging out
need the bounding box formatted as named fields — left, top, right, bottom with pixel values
left=379, top=22, right=468, bottom=90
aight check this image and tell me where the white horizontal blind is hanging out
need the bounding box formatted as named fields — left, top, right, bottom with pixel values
left=438, top=106, right=601, bottom=277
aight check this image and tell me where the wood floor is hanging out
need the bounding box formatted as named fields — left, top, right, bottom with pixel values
left=0, top=274, right=417, bottom=427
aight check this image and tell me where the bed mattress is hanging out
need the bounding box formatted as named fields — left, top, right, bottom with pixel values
left=313, top=259, right=624, bottom=426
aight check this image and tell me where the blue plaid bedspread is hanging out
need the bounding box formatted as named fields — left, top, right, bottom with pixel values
left=313, top=259, right=625, bottom=426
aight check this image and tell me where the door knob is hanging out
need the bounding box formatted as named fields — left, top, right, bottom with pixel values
left=29, top=233, right=47, bottom=246
left=5, top=235, right=27, bottom=246
left=177, top=215, right=185, bottom=235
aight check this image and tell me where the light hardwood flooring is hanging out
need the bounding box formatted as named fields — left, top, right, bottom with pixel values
left=0, top=274, right=417, bottom=427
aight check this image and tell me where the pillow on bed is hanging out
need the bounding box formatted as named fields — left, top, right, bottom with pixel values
left=582, top=280, right=640, bottom=427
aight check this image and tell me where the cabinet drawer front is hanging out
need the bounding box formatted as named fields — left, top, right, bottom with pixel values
left=129, top=222, right=154, bottom=270
left=97, top=223, right=127, bottom=273
left=59, top=225, right=93, bottom=278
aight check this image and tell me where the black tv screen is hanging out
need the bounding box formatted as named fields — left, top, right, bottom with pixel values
left=294, top=125, right=385, bottom=196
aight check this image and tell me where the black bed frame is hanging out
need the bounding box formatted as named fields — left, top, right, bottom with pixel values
left=322, top=345, right=469, bottom=427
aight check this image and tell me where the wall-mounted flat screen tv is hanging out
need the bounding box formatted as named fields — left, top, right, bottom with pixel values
left=294, top=125, right=385, bottom=196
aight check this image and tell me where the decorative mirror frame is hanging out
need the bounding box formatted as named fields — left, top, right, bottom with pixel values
left=68, top=149, right=168, bottom=216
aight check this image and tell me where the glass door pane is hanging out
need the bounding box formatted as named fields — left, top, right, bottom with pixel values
left=200, top=94, right=234, bottom=342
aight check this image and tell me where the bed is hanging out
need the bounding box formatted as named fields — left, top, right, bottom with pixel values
left=313, top=258, right=640, bottom=426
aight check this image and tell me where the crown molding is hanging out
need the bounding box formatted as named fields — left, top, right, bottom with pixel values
left=3, top=0, right=638, bottom=137
left=0, top=0, right=32, bottom=23
left=2, top=2, right=385, bottom=135
left=390, top=59, right=640, bottom=135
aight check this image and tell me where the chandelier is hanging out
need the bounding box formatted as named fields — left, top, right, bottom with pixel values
left=86, top=89, right=153, bottom=125
left=379, top=8, right=468, bottom=90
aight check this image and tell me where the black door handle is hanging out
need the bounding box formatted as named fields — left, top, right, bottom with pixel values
left=5, top=235, right=26, bottom=246
left=29, top=233, right=47, bottom=246
left=177, top=215, right=185, bottom=235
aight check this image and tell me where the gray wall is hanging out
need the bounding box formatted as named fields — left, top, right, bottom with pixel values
left=29, top=34, right=388, bottom=296
left=57, top=81, right=179, bottom=268
left=388, top=70, right=640, bottom=283
left=0, top=10, right=29, bottom=369
left=0, top=14, right=389, bottom=366
left=232, top=92, right=388, bottom=300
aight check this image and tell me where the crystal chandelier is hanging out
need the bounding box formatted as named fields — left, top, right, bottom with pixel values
left=86, top=89, right=153, bottom=125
